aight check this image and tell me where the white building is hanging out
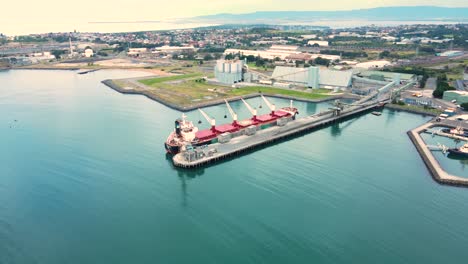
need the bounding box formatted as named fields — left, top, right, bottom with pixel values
left=153, top=46, right=195, bottom=54
left=307, top=40, right=329, bottom=47
left=355, top=60, right=392, bottom=69
left=84, top=48, right=94, bottom=58
left=127, top=48, right=148, bottom=56
left=301, top=34, right=317, bottom=39
left=29, top=52, right=55, bottom=62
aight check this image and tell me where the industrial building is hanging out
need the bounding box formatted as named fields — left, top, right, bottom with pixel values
left=437, top=50, right=464, bottom=57
left=214, top=60, right=246, bottom=84
left=354, top=70, right=416, bottom=83
left=271, top=66, right=352, bottom=89
left=404, top=97, right=434, bottom=107
left=443, top=91, right=468, bottom=104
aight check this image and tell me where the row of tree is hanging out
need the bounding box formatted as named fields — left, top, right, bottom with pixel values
left=432, top=76, right=455, bottom=98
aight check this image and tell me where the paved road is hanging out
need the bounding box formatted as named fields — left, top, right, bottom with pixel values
left=425, top=77, right=437, bottom=90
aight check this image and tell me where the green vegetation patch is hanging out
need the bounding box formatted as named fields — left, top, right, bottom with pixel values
left=123, top=74, right=332, bottom=108
left=229, top=86, right=331, bottom=100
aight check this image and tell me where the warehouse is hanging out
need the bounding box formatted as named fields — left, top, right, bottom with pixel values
left=354, top=70, right=416, bottom=82
left=271, top=66, right=353, bottom=90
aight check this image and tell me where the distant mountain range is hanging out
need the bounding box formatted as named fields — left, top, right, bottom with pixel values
left=191, top=6, right=468, bottom=23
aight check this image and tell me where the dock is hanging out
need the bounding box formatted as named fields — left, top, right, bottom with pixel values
left=408, top=118, right=468, bottom=187
left=173, top=99, right=384, bottom=168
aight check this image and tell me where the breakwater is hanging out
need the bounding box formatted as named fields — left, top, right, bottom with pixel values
left=385, top=104, right=439, bottom=116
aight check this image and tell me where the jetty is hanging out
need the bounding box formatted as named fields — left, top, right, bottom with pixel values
left=408, top=118, right=468, bottom=187
left=78, top=69, right=100, bottom=75
left=173, top=94, right=386, bottom=168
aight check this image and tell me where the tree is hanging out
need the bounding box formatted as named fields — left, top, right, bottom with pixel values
left=379, top=50, right=391, bottom=58
left=461, top=102, right=468, bottom=111
left=225, top=53, right=235, bottom=60
left=314, top=57, right=330, bottom=66
left=432, top=77, right=455, bottom=98
left=203, top=54, right=214, bottom=61
left=255, top=59, right=266, bottom=67
left=51, top=50, right=65, bottom=59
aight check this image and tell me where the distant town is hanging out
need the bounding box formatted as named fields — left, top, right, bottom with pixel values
left=1, top=23, right=467, bottom=113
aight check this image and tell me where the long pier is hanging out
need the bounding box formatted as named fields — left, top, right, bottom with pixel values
left=407, top=118, right=468, bottom=187
left=173, top=100, right=384, bottom=168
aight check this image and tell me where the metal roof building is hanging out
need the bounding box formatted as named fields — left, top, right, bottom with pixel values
left=271, top=66, right=352, bottom=89
left=353, top=70, right=416, bottom=82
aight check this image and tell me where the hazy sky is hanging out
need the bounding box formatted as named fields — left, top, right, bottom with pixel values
left=1, top=0, right=466, bottom=35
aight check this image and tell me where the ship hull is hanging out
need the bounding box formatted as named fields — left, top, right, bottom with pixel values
left=447, top=148, right=468, bottom=158
left=164, top=142, right=180, bottom=155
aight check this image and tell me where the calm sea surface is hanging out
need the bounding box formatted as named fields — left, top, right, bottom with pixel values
left=1, top=69, right=468, bottom=264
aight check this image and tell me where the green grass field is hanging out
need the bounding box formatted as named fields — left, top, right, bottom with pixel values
left=127, top=73, right=333, bottom=108
left=228, top=86, right=331, bottom=100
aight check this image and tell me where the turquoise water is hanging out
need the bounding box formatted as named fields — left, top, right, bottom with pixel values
left=2, top=70, right=468, bottom=264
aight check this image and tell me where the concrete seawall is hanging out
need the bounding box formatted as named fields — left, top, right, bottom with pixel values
left=385, top=104, right=439, bottom=116
left=101, top=79, right=354, bottom=112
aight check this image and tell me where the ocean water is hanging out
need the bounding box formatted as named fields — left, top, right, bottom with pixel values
left=1, top=69, right=468, bottom=264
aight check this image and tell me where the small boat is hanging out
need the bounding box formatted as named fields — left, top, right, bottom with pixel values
left=371, top=111, right=382, bottom=116
left=441, top=127, right=468, bottom=137
left=447, top=143, right=468, bottom=158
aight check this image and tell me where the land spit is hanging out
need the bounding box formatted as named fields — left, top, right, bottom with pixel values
left=102, top=79, right=357, bottom=112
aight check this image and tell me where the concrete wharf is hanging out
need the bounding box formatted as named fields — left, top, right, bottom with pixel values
left=173, top=99, right=384, bottom=168
left=407, top=117, right=468, bottom=187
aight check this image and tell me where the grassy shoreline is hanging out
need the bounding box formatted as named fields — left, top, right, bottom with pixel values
left=103, top=78, right=347, bottom=111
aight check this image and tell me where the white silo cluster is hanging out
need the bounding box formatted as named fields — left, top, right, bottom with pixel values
left=214, top=60, right=245, bottom=84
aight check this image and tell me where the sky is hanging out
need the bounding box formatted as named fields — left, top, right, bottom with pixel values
left=1, top=0, right=467, bottom=35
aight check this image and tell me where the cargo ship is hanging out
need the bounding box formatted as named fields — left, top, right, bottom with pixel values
left=165, top=96, right=298, bottom=154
